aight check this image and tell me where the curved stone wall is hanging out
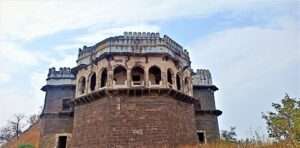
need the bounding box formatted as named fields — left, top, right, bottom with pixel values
left=71, top=91, right=198, bottom=147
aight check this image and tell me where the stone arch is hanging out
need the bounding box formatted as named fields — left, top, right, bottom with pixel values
left=176, top=73, right=181, bottom=91
left=89, top=72, right=96, bottom=91
left=78, top=76, right=86, bottom=94
left=148, top=65, right=161, bottom=85
left=113, top=65, right=127, bottom=85
left=100, top=68, right=107, bottom=88
left=131, top=66, right=145, bottom=86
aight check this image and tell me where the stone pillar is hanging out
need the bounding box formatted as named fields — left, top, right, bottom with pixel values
left=127, top=68, right=131, bottom=87
left=145, top=67, right=149, bottom=87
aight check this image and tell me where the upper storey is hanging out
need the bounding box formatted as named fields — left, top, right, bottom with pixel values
left=76, top=32, right=191, bottom=68
left=74, top=32, right=194, bottom=98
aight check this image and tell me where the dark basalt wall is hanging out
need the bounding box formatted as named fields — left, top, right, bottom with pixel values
left=71, top=94, right=198, bottom=148
left=39, top=86, right=75, bottom=148
left=195, top=113, right=220, bottom=142
left=193, top=87, right=220, bottom=142
left=39, top=115, right=73, bottom=148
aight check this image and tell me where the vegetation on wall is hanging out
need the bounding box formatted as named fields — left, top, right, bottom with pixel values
left=18, top=143, right=35, bottom=148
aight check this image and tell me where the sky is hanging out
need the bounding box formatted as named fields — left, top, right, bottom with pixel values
left=0, top=0, right=299, bottom=139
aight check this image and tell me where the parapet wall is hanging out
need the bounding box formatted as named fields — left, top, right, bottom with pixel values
left=47, top=67, right=75, bottom=79
left=45, top=67, right=75, bottom=86
left=76, top=32, right=190, bottom=66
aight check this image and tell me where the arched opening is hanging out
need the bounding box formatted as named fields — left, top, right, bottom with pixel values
left=113, top=65, right=127, bottom=85
left=78, top=77, right=86, bottom=94
left=176, top=74, right=181, bottom=90
left=100, top=68, right=107, bottom=88
left=131, top=66, right=144, bottom=86
left=167, top=68, right=173, bottom=85
left=149, top=66, right=161, bottom=85
left=90, top=72, right=96, bottom=91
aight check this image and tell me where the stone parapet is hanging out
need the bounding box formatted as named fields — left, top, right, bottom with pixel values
left=45, top=67, right=75, bottom=86
left=77, top=32, right=190, bottom=66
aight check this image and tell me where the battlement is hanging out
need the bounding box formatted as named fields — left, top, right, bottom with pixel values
left=77, top=32, right=190, bottom=65
left=44, top=67, right=76, bottom=88
left=78, top=45, right=96, bottom=57
left=192, top=69, right=213, bottom=86
left=123, top=32, right=160, bottom=38
left=47, top=67, right=75, bottom=80
left=163, top=35, right=183, bottom=52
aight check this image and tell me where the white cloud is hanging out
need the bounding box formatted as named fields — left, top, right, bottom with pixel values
left=0, top=40, right=43, bottom=85
left=52, top=43, right=84, bottom=51
left=0, top=73, right=11, bottom=82
left=191, top=17, right=299, bottom=86
left=189, top=17, right=299, bottom=138
left=0, top=0, right=294, bottom=41
left=48, top=54, right=77, bottom=68
left=30, top=71, right=47, bottom=106
left=0, top=41, right=39, bottom=65
left=76, top=24, right=160, bottom=45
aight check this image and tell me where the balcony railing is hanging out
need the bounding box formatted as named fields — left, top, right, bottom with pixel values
left=131, top=81, right=144, bottom=87
left=113, top=80, right=128, bottom=88
left=149, top=81, right=163, bottom=88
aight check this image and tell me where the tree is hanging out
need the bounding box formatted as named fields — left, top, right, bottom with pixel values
left=27, top=114, right=39, bottom=126
left=0, top=114, right=26, bottom=144
left=9, top=114, right=25, bottom=138
left=221, top=126, right=237, bottom=143
left=0, top=126, right=14, bottom=144
left=262, top=94, right=300, bottom=145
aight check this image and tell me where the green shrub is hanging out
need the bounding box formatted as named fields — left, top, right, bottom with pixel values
left=18, top=144, right=34, bottom=148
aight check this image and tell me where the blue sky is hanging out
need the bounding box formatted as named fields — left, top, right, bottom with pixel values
left=0, top=0, right=299, bottom=139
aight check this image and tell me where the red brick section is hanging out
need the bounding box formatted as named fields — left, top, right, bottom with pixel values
left=3, top=121, right=41, bottom=148
left=72, top=94, right=199, bottom=148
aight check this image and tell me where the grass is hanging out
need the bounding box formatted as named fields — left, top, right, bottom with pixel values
left=198, top=143, right=294, bottom=148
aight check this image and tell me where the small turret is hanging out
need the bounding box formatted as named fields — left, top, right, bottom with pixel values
left=44, top=67, right=75, bottom=87
left=192, top=69, right=221, bottom=143
left=40, top=67, right=75, bottom=147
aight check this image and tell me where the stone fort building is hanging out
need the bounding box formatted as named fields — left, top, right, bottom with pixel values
left=7, top=32, right=222, bottom=148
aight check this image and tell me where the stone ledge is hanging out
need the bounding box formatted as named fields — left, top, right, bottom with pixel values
left=193, top=84, right=218, bottom=91
left=195, top=109, right=222, bottom=116
left=40, top=112, right=73, bottom=118
left=41, top=84, right=75, bottom=91
left=73, top=87, right=198, bottom=106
